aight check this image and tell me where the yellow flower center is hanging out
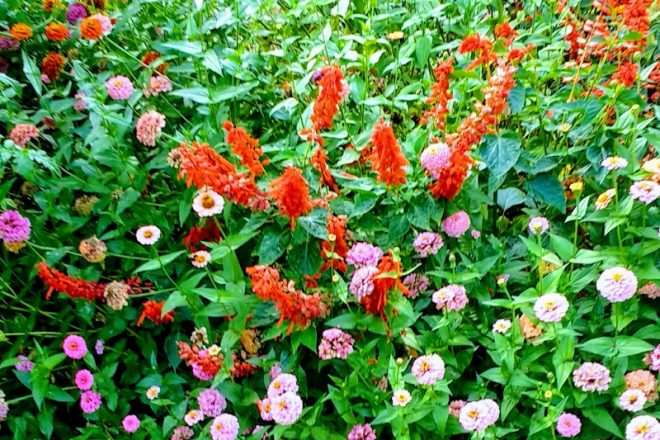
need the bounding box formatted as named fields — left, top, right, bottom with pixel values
left=612, top=273, right=622, bottom=282
left=144, top=230, right=153, bottom=238
left=419, top=361, right=429, bottom=372
left=201, top=194, right=216, bottom=209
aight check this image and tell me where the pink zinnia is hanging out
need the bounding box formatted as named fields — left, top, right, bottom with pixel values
left=349, top=266, right=378, bottom=300
left=270, top=392, right=303, bottom=426
left=619, top=389, right=647, bottom=412
left=645, top=344, right=660, bottom=372
left=528, top=216, right=549, bottom=235
left=449, top=400, right=466, bottom=417
left=432, top=284, right=468, bottom=312
left=197, top=388, right=227, bottom=417
left=9, top=124, right=39, bottom=147
left=572, top=362, right=611, bottom=392
left=15, top=355, right=34, bottom=372
left=171, top=426, right=194, bottom=440
left=402, top=273, right=429, bottom=298
left=91, top=13, right=112, bottom=35
left=0, top=210, right=31, bottom=244
left=144, top=75, right=172, bottom=97
left=80, top=390, right=102, bottom=413
left=122, top=414, right=140, bottom=433
left=258, top=398, right=273, bottom=421
left=413, top=232, right=443, bottom=257
left=74, top=369, right=94, bottom=390
left=596, top=266, right=638, bottom=303
left=318, top=328, right=354, bottom=360
left=411, top=354, right=445, bottom=385
left=74, top=92, right=87, bottom=111
left=630, top=180, right=660, bottom=204
left=625, top=416, right=660, bottom=440
left=556, top=412, right=581, bottom=437
left=267, top=373, right=299, bottom=398
left=135, top=110, right=165, bottom=146
left=347, top=423, right=376, bottom=440
left=533, top=293, right=569, bottom=322
left=346, top=242, right=383, bottom=268
left=106, top=75, right=134, bottom=100
left=459, top=399, right=499, bottom=432
left=442, top=211, right=471, bottom=238
left=210, top=413, right=239, bottom=440
left=63, top=335, right=88, bottom=359
left=420, top=142, right=450, bottom=178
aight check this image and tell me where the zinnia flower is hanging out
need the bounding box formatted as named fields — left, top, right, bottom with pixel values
left=210, top=413, right=239, bottom=440
left=192, top=188, right=224, bottom=217
left=492, top=319, right=512, bottom=334
left=620, top=389, right=647, bottom=412
left=268, top=373, right=299, bottom=398
left=346, top=243, right=383, bottom=268
left=318, top=328, right=354, bottom=360
left=66, top=3, right=87, bottom=24
left=645, top=345, right=660, bottom=372
left=442, top=211, right=471, bottom=237
left=392, top=389, right=411, bottom=407
left=420, top=142, right=451, bottom=178
left=269, top=167, right=313, bottom=229
left=171, top=426, right=194, bottom=440
left=0, top=210, right=31, bottom=251
left=401, top=273, right=429, bottom=298
left=184, top=409, right=204, bottom=426
left=413, top=232, right=443, bottom=257
left=146, top=386, right=160, bottom=400
left=625, top=415, right=660, bottom=440
left=190, top=250, right=211, bottom=268
left=10, top=23, right=32, bottom=41
left=449, top=400, right=466, bottom=417
left=144, top=75, right=172, bottom=97
left=106, top=75, right=134, bottom=100
left=63, top=335, right=87, bottom=359
left=103, top=281, right=130, bottom=310
left=271, top=392, right=303, bottom=425
left=135, top=110, right=165, bottom=146
left=625, top=370, right=659, bottom=401
left=258, top=398, right=273, bottom=421
left=41, top=52, right=66, bottom=81
left=349, top=266, right=378, bottom=300
left=528, top=216, right=549, bottom=235
left=411, top=354, right=445, bottom=385
left=347, top=423, right=376, bottom=440
left=533, top=293, right=569, bottom=322
left=80, top=390, right=101, bottom=413
left=198, top=388, right=227, bottom=417
left=74, top=369, right=94, bottom=390
left=136, top=225, right=161, bottom=245
left=572, top=362, right=611, bottom=392
left=15, top=355, right=34, bottom=372
left=596, top=267, right=638, bottom=302
left=639, top=282, right=660, bottom=300
left=595, top=189, right=616, bottom=210
left=45, top=22, right=69, bottom=41
left=432, top=284, right=468, bottom=312
left=80, top=16, right=102, bottom=39
left=459, top=399, right=499, bottom=432
left=630, top=180, right=660, bottom=204
left=9, top=124, right=39, bottom=147
left=556, top=412, right=581, bottom=437
left=122, top=415, right=140, bottom=433
left=601, top=156, right=628, bottom=170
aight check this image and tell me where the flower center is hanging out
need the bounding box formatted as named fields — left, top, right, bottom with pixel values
left=612, top=273, right=622, bottom=282
left=544, top=300, right=556, bottom=310
left=201, top=194, right=215, bottom=209
left=194, top=255, right=206, bottom=263
left=144, top=230, right=153, bottom=238
left=420, top=361, right=429, bottom=372
left=637, top=424, right=649, bottom=434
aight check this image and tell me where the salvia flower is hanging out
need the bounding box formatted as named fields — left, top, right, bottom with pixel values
left=459, top=399, right=499, bottom=432
left=136, top=225, right=161, bottom=245
left=601, top=156, right=628, bottom=170
left=595, top=189, right=616, bottom=210
left=269, top=167, right=313, bottom=229
left=596, top=267, right=638, bottom=302
left=533, top=293, right=569, bottom=322
left=74, top=369, right=94, bottom=390
left=122, top=415, right=140, bottom=433
left=413, top=232, right=444, bottom=257
left=619, top=389, right=647, bottom=412
left=63, top=335, right=87, bottom=359
left=197, top=388, right=227, bottom=417
left=192, top=188, right=224, bottom=217
left=9, top=124, right=39, bottom=147
left=420, top=142, right=451, bottom=178
left=411, top=354, right=445, bottom=385
left=572, top=362, right=611, bottom=392
left=492, top=319, right=512, bottom=334
left=15, top=355, right=34, bottom=372
left=402, top=273, right=429, bottom=299
left=346, top=243, right=383, bottom=268
left=349, top=266, right=377, bottom=300
left=135, top=110, right=165, bottom=146
left=146, top=386, right=160, bottom=400
left=318, top=328, right=354, bottom=360
left=556, top=412, right=581, bottom=437
left=271, top=392, right=303, bottom=425
left=347, top=423, right=376, bottom=440
left=210, top=413, right=239, bottom=440
left=630, top=180, right=660, bottom=204
left=392, top=389, right=411, bottom=407
left=268, top=373, right=299, bottom=398
left=528, top=216, right=549, bottom=235
left=369, top=119, right=409, bottom=187
left=80, top=390, right=101, bottom=413
left=442, top=211, right=471, bottom=238
left=432, top=284, right=468, bottom=312
left=625, top=415, right=660, bottom=440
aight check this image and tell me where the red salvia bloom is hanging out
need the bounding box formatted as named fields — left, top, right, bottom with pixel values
left=508, top=44, right=535, bottom=63
left=611, top=62, right=638, bottom=88
left=495, top=22, right=518, bottom=46
left=311, top=65, right=348, bottom=131
left=177, top=341, right=223, bottom=379
left=361, top=254, right=408, bottom=318
left=223, top=121, right=267, bottom=176
left=310, top=147, right=339, bottom=193
left=137, top=300, right=174, bottom=326
left=230, top=353, right=259, bottom=378
left=246, top=265, right=328, bottom=333
left=269, top=167, right=313, bottom=229
left=176, top=141, right=269, bottom=211
left=458, top=34, right=496, bottom=70
left=620, top=0, right=652, bottom=44
left=183, top=221, right=222, bottom=252
left=299, top=128, right=325, bottom=146
left=369, top=120, right=408, bottom=187
left=421, top=58, right=454, bottom=129
left=429, top=151, right=475, bottom=200
left=320, top=214, right=349, bottom=273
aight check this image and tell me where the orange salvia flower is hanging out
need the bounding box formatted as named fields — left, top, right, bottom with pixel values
left=223, top=121, right=267, bottom=176
left=611, top=62, right=638, bottom=88
left=320, top=214, right=349, bottom=273
left=429, top=151, right=474, bottom=200
left=10, top=23, right=32, bottom=41
left=45, top=22, right=69, bottom=42
left=137, top=300, right=174, bottom=326
left=41, top=52, right=66, bottom=81
left=269, top=167, right=313, bottom=229
left=369, top=120, right=408, bottom=187
left=361, top=254, right=408, bottom=318
left=421, top=58, right=454, bottom=129
left=494, top=22, right=518, bottom=46
left=80, top=17, right=102, bottom=40
left=311, top=65, right=348, bottom=131
left=310, top=147, right=339, bottom=193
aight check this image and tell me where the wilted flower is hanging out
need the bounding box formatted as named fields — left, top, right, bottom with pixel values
left=492, top=319, right=512, bottom=334
left=74, top=195, right=99, bottom=215
left=0, top=390, right=7, bottom=422
left=103, top=281, right=131, bottom=310
left=601, top=156, right=628, bottom=170
left=192, top=188, right=224, bottom=217
left=402, top=273, right=429, bottom=298
left=533, top=293, right=569, bottom=322
left=573, top=362, right=611, bottom=392
left=596, top=266, right=638, bottom=302
left=519, top=315, right=542, bottom=340
left=413, top=232, right=444, bottom=257
left=411, top=354, right=445, bottom=385
left=639, top=282, right=660, bottom=299
left=556, top=412, right=581, bottom=437
left=619, top=389, right=647, bottom=412
left=641, top=158, right=660, bottom=175
left=595, top=189, right=615, bottom=210
left=136, top=225, right=161, bottom=246
left=190, top=327, right=209, bottom=347
left=171, top=426, right=194, bottom=440
left=630, top=180, right=660, bottom=204
left=79, top=236, right=107, bottom=263
left=442, top=211, right=471, bottom=238
left=528, top=216, right=549, bottom=235
left=392, top=389, right=411, bottom=407
left=432, top=284, right=468, bottom=312
left=95, top=340, right=104, bottom=355
left=318, top=328, right=354, bottom=360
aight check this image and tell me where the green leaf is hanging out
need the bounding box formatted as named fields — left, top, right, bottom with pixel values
left=135, top=250, right=187, bottom=273
left=162, top=291, right=188, bottom=314
left=298, top=209, right=328, bottom=240
left=497, top=187, right=526, bottom=212
left=480, top=131, right=521, bottom=178
left=22, top=50, right=42, bottom=96
left=615, top=336, right=654, bottom=357
left=116, top=188, right=141, bottom=215
left=170, top=87, right=210, bottom=104
left=211, top=81, right=259, bottom=102
left=526, top=174, right=566, bottom=213
left=582, top=407, right=623, bottom=438
left=157, top=41, right=203, bottom=55
left=415, top=35, right=432, bottom=69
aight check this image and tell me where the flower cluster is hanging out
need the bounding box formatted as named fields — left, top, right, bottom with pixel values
left=258, top=373, right=304, bottom=426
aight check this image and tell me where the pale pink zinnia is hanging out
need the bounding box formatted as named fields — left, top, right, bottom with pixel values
left=270, top=392, right=303, bottom=426
left=432, top=284, right=468, bottom=312
left=492, top=319, right=512, bottom=334
left=144, top=75, right=172, bottom=97
left=459, top=399, right=499, bottom=432
left=595, top=189, right=616, bottom=210
left=625, top=415, right=660, bottom=440
left=346, top=242, right=383, bottom=268
left=413, top=232, right=443, bottom=257
left=528, top=216, right=549, bottom=235
left=9, top=123, right=39, bottom=147
left=106, top=75, right=134, bottom=100
left=192, top=189, right=224, bottom=217
left=556, top=412, right=581, bottom=437
left=533, top=293, right=569, bottom=322
left=411, top=354, right=445, bottom=385
left=448, top=400, right=466, bottom=417
left=190, top=250, right=211, bottom=268
left=630, top=180, right=660, bottom=204
left=572, top=362, right=611, bottom=392
left=210, top=413, right=239, bottom=440
left=136, top=225, right=161, bottom=246
left=442, top=211, right=471, bottom=238
left=601, top=156, right=628, bottom=170
left=267, top=373, right=299, bottom=399
left=135, top=110, right=165, bottom=146
left=596, top=266, right=638, bottom=302
left=318, top=328, right=354, bottom=360
left=619, top=389, right=647, bottom=412
left=392, top=389, right=411, bottom=407
left=349, top=266, right=378, bottom=300
left=645, top=344, right=660, bottom=372
left=184, top=409, right=204, bottom=426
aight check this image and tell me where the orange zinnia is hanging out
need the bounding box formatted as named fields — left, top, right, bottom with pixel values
left=269, top=167, right=313, bottom=229
left=310, top=146, right=339, bottom=193
left=45, top=22, right=69, bottom=42
left=223, top=121, right=267, bottom=176
left=10, top=23, right=32, bottom=41
left=141, top=51, right=168, bottom=74
left=361, top=253, right=408, bottom=318
left=41, top=52, right=66, bottom=81
left=80, top=17, right=102, bottom=40
left=369, top=120, right=408, bottom=187
left=311, top=65, right=347, bottom=131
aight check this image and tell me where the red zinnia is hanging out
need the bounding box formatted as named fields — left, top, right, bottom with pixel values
left=269, top=167, right=313, bottom=229
left=223, top=121, right=267, bottom=176
left=369, top=120, right=408, bottom=187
